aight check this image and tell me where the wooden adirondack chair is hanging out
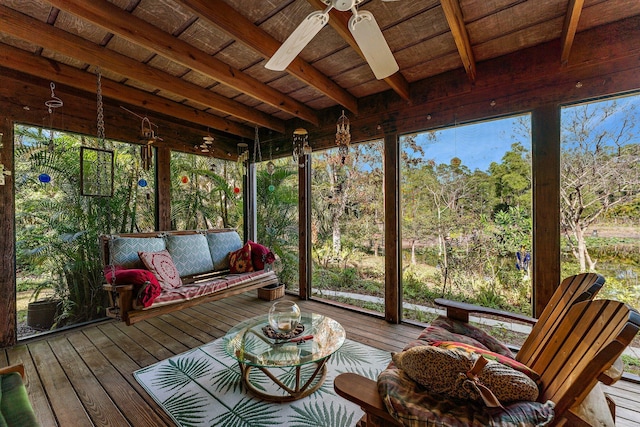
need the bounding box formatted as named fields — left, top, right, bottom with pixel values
left=435, top=273, right=606, bottom=368
left=335, top=279, right=639, bottom=426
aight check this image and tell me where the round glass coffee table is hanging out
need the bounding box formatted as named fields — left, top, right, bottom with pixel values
left=223, top=312, right=345, bottom=402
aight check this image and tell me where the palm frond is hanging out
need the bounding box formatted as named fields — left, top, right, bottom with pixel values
left=289, top=400, right=356, bottom=427
left=210, top=396, right=281, bottom=427
left=152, top=356, right=212, bottom=390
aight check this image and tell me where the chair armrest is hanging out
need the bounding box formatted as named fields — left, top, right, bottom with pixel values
left=334, top=373, right=401, bottom=426
left=0, top=364, right=25, bottom=378
left=598, top=357, right=624, bottom=385
left=434, top=298, right=537, bottom=324
left=103, top=283, right=134, bottom=292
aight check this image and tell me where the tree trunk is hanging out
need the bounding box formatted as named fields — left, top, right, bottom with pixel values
left=411, top=239, right=417, bottom=265
left=332, top=214, right=341, bottom=256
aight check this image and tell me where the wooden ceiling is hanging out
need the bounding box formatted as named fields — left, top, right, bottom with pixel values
left=1, top=0, right=640, bottom=157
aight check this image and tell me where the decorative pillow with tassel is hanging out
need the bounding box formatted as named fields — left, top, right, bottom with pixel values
left=391, top=345, right=539, bottom=407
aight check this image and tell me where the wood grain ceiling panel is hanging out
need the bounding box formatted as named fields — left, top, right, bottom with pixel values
left=466, top=0, right=566, bottom=46
left=106, top=35, right=157, bottom=62
left=178, top=17, right=232, bottom=55
left=0, top=0, right=51, bottom=21
left=0, top=0, right=638, bottom=144
left=147, top=55, right=192, bottom=78
left=40, top=49, right=88, bottom=69
left=54, top=10, right=110, bottom=43
left=474, top=19, right=564, bottom=63
left=0, top=34, right=39, bottom=52
left=459, top=0, right=526, bottom=23
left=134, top=0, right=193, bottom=34
left=578, top=0, right=640, bottom=31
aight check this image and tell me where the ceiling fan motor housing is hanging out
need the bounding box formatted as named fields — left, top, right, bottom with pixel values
left=325, top=0, right=363, bottom=12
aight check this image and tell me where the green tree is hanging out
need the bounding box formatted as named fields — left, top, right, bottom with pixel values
left=561, top=99, right=640, bottom=271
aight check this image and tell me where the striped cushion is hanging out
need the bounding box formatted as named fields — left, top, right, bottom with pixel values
left=166, top=234, right=214, bottom=276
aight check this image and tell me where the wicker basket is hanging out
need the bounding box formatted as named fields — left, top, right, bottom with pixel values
left=258, top=283, right=285, bottom=301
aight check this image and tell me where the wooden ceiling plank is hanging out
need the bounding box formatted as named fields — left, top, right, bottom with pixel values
left=440, top=0, right=477, bottom=82
left=306, top=0, right=411, bottom=102
left=0, top=4, right=285, bottom=133
left=0, top=42, right=254, bottom=139
left=175, top=0, right=359, bottom=115
left=560, top=0, right=585, bottom=65
left=45, top=0, right=320, bottom=126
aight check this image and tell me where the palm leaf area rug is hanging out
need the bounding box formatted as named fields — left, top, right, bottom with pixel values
left=134, top=338, right=392, bottom=427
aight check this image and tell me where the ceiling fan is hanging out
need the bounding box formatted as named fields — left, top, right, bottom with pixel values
left=265, top=0, right=400, bottom=80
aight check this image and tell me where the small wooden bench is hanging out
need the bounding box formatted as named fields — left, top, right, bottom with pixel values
left=101, top=229, right=279, bottom=325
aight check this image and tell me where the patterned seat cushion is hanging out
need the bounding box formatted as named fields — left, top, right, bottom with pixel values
left=166, top=233, right=214, bottom=276
left=378, top=365, right=554, bottom=427
left=376, top=318, right=553, bottom=426
left=420, top=316, right=515, bottom=357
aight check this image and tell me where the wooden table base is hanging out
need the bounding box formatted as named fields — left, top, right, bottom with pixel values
left=239, top=357, right=330, bottom=402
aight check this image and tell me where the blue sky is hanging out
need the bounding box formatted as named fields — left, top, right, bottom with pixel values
left=405, top=115, right=527, bottom=172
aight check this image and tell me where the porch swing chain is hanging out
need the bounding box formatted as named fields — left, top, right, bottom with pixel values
left=97, top=69, right=118, bottom=300
left=253, top=126, right=262, bottom=163
left=96, top=69, right=105, bottom=147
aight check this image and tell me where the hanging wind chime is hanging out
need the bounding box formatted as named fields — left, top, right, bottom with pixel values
left=38, top=82, right=64, bottom=184
left=266, top=142, right=276, bottom=193
left=336, top=110, right=351, bottom=164
left=44, top=82, right=63, bottom=154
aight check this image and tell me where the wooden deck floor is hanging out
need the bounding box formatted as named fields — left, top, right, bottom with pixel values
left=3, top=293, right=640, bottom=426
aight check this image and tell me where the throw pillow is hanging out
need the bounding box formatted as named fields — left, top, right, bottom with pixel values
left=138, top=250, right=183, bottom=290
left=248, top=240, right=276, bottom=270
left=431, top=341, right=540, bottom=381
left=229, top=243, right=254, bottom=273
left=392, top=345, right=539, bottom=407
left=102, top=266, right=162, bottom=308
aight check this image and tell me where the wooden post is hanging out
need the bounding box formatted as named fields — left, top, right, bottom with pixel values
left=298, top=152, right=311, bottom=299
left=384, top=131, right=401, bottom=324
left=532, top=105, right=561, bottom=317
left=155, top=146, right=172, bottom=231
left=0, top=118, right=16, bottom=347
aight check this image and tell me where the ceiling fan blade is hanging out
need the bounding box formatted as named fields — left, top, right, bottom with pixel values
left=348, top=11, right=399, bottom=80
left=265, top=11, right=329, bottom=71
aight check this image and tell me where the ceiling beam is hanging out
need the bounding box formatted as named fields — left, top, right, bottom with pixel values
left=0, top=5, right=285, bottom=133
left=440, top=0, right=476, bottom=83
left=45, top=0, right=319, bottom=126
left=176, top=0, right=359, bottom=115
left=0, top=43, right=254, bottom=139
left=307, top=0, right=411, bottom=102
left=560, top=0, right=585, bottom=65
left=0, top=69, right=243, bottom=156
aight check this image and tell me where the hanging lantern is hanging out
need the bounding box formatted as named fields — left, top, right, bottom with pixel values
left=335, top=110, right=351, bottom=164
